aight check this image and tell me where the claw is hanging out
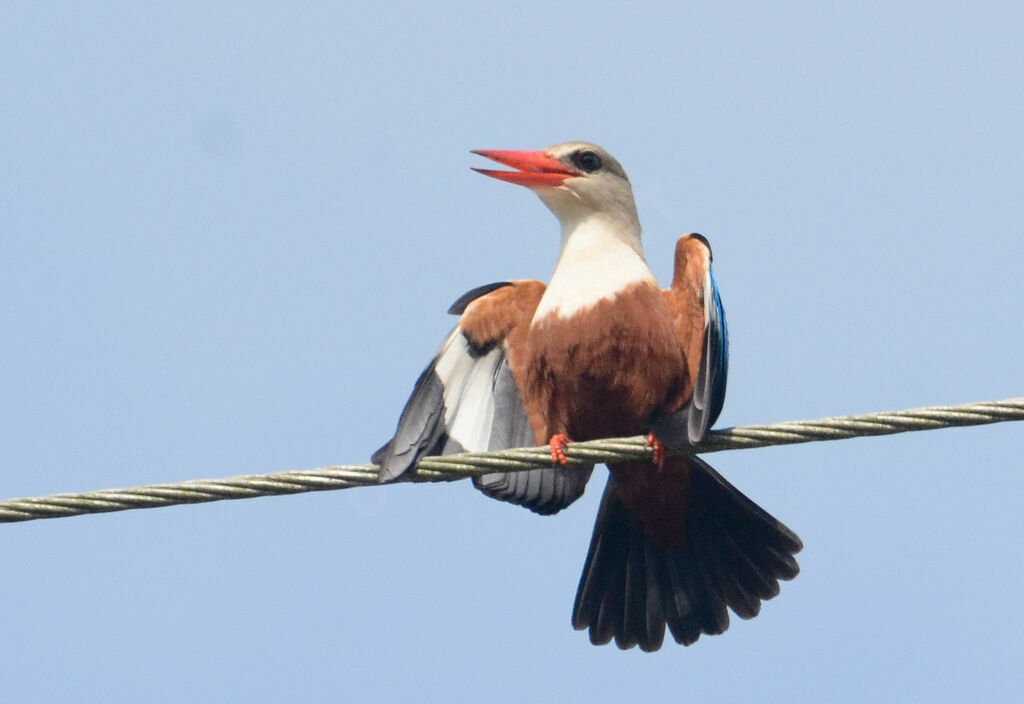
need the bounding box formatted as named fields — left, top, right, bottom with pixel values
left=549, top=433, right=572, bottom=467
left=646, top=432, right=666, bottom=468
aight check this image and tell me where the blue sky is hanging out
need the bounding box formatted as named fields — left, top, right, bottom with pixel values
left=2, top=3, right=1023, bottom=702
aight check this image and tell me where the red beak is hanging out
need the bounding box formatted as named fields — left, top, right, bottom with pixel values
left=472, top=149, right=577, bottom=187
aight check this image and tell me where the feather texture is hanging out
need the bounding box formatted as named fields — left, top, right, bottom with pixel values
left=652, top=234, right=729, bottom=446
left=375, top=281, right=592, bottom=514
left=572, top=458, right=802, bottom=651
left=686, top=266, right=728, bottom=441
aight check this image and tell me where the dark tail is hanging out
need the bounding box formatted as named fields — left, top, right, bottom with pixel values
left=571, top=457, right=802, bottom=652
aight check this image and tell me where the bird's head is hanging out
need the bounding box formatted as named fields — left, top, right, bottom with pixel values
left=473, top=142, right=640, bottom=235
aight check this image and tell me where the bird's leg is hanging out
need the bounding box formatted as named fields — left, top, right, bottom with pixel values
left=646, top=432, right=666, bottom=469
left=549, top=433, right=572, bottom=467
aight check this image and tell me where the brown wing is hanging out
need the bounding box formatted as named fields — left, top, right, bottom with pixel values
left=662, top=235, right=709, bottom=402
left=653, top=234, right=727, bottom=445
left=375, top=279, right=594, bottom=515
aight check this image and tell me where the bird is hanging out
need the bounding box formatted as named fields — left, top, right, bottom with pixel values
left=372, top=141, right=802, bottom=651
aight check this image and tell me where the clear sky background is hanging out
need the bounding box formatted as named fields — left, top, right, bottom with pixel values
left=3, top=3, right=1023, bottom=702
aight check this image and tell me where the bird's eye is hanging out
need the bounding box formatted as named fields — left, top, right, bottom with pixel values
left=572, top=150, right=602, bottom=173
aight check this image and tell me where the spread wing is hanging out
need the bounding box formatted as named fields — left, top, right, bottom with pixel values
left=652, top=234, right=729, bottom=445
left=373, top=280, right=593, bottom=515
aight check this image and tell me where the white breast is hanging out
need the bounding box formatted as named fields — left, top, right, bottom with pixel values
left=533, top=217, right=656, bottom=322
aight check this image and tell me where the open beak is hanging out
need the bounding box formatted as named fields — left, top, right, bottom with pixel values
left=472, top=149, right=578, bottom=187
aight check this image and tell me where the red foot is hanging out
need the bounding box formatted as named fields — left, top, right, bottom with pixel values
left=549, top=433, right=572, bottom=467
left=647, top=432, right=666, bottom=469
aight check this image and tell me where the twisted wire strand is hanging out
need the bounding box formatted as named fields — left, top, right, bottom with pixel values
left=2, top=396, right=1021, bottom=524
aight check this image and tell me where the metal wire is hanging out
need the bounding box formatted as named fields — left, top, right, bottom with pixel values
left=2, top=396, right=1021, bottom=524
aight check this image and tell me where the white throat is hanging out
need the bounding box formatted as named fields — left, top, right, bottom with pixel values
left=533, top=215, right=655, bottom=321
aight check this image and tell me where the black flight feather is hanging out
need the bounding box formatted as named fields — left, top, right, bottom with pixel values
left=572, top=458, right=801, bottom=651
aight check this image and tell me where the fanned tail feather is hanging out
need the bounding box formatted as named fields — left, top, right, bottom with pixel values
left=572, top=457, right=802, bottom=651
